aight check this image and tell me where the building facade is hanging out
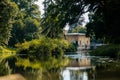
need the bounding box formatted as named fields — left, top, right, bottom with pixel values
left=65, top=33, right=90, bottom=50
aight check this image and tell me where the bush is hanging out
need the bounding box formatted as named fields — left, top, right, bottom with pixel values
left=65, top=43, right=77, bottom=52
left=15, top=37, right=70, bottom=70
left=16, top=37, right=70, bottom=60
left=90, top=44, right=120, bottom=58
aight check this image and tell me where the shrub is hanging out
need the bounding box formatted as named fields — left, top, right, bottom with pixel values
left=90, top=44, right=120, bottom=58
left=16, top=37, right=70, bottom=60
left=65, top=43, right=77, bottom=52
left=15, top=37, right=70, bottom=70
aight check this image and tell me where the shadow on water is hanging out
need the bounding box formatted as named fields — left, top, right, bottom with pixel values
left=94, top=61, right=120, bottom=80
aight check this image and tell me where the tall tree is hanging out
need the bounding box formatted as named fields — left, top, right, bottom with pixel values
left=86, top=13, right=105, bottom=39
left=42, top=0, right=90, bottom=38
left=0, top=0, right=18, bottom=45
left=42, top=0, right=120, bottom=43
left=86, top=0, right=120, bottom=43
left=8, top=0, right=41, bottom=46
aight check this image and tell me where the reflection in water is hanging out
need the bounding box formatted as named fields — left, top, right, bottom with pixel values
left=62, top=69, right=70, bottom=80
left=62, top=67, right=89, bottom=80
left=62, top=51, right=93, bottom=80
left=82, top=72, right=88, bottom=80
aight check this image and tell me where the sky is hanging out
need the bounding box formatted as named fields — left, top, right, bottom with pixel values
left=35, top=0, right=44, bottom=16
left=35, top=0, right=89, bottom=28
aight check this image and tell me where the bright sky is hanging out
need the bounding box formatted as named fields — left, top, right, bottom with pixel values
left=35, top=0, right=44, bottom=16
left=82, top=12, right=89, bottom=26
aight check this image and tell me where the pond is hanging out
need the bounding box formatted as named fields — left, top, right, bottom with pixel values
left=60, top=51, right=120, bottom=80
left=1, top=51, right=120, bottom=80
left=61, top=51, right=94, bottom=80
left=61, top=67, right=94, bottom=80
left=61, top=67, right=120, bottom=80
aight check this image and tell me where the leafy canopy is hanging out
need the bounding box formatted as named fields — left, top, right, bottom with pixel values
left=8, top=0, right=42, bottom=46
left=0, top=0, right=18, bottom=45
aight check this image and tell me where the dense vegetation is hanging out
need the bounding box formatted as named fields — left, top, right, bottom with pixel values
left=90, top=44, right=120, bottom=59
left=42, top=0, right=120, bottom=43
left=70, top=26, right=87, bottom=33
left=0, top=0, right=18, bottom=45
left=16, top=37, right=70, bottom=62
left=8, top=0, right=41, bottom=47
left=1, top=0, right=120, bottom=45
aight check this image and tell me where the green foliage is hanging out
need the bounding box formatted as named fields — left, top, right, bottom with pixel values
left=12, top=0, right=40, bottom=20
left=90, top=44, right=120, bottom=58
left=0, top=0, right=18, bottom=45
left=16, top=37, right=70, bottom=60
left=15, top=37, right=70, bottom=70
left=42, top=0, right=120, bottom=43
left=0, top=61, right=12, bottom=76
left=24, top=17, right=41, bottom=40
left=71, top=26, right=87, bottom=33
left=65, top=43, right=77, bottom=52
left=42, top=13, right=64, bottom=38
left=8, top=0, right=41, bottom=47
left=86, top=12, right=106, bottom=41
left=8, top=19, right=25, bottom=46
left=86, top=0, right=120, bottom=43
left=42, top=0, right=90, bottom=38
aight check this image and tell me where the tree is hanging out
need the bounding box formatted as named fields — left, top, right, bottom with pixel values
left=8, top=0, right=41, bottom=46
left=71, top=26, right=87, bottom=33
left=86, top=13, right=105, bottom=39
left=24, top=17, right=41, bottom=41
left=0, top=0, right=18, bottom=45
left=42, top=0, right=91, bottom=38
left=85, top=0, right=120, bottom=43
left=8, top=19, right=25, bottom=46
left=43, top=0, right=120, bottom=43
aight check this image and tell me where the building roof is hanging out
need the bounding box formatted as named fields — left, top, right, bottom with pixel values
left=65, top=33, right=86, bottom=36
